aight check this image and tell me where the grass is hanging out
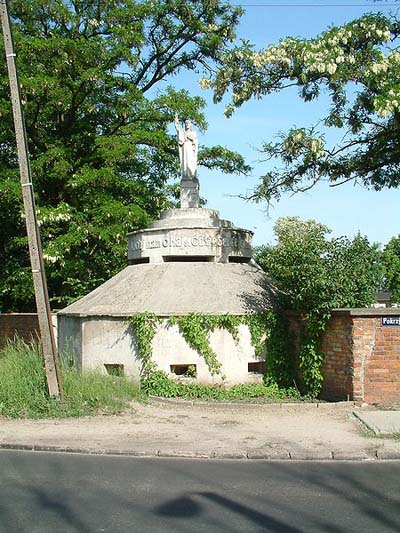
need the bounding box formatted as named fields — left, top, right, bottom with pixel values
left=0, top=341, right=302, bottom=419
left=0, top=339, right=143, bottom=419
left=141, top=370, right=301, bottom=401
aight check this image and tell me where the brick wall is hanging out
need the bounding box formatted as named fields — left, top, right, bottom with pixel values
left=0, top=314, right=40, bottom=349
left=286, top=309, right=400, bottom=404
left=320, top=314, right=354, bottom=401
left=352, top=314, right=400, bottom=405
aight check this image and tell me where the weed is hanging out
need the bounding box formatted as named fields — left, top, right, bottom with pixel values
left=0, top=339, right=142, bottom=419
left=141, top=370, right=301, bottom=401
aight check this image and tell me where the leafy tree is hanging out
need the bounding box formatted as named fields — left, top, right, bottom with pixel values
left=382, top=235, right=400, bottom=303
left=255, top=217, right=383, bottom=396
left=209, top=13, right=400, bottom=202
left=0, top=0, right=249, bottom=311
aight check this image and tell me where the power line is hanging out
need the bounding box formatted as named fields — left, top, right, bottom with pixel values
left=232, top=3, right=400, bottom=7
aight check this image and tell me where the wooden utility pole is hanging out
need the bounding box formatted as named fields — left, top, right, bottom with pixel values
left=0, top=0, right=62, bottom=397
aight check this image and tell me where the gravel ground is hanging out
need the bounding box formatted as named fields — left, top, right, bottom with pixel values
left=1, top=399, right=399, bottom=460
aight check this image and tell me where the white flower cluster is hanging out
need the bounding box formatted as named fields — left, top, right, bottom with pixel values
left=389, top=50, right=400, bottom=64
left=37, top=209, right=72, bottom=227
left=251, top=45, right=291, bottom=69
left=199, top=78, right=212, bottom=89
left=300, top=21, right=391, bottom=77
left=370, top=61, right=388, bottom=75
left=43, top=253, right=61, bottom=264
left=374, top=87, right=400, bottom=117
left=351, top=20, right=391, bottom=42
left=283, top=130, right=325, bottom=158
left=88, top=18, right=102, bottom=27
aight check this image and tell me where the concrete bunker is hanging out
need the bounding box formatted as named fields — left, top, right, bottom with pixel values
left=58, top=122, right=277, bottom=385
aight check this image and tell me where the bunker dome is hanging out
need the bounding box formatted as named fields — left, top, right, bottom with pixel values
left=58, top=120, right=276, bottom=385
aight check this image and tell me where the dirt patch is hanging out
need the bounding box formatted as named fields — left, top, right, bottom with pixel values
left=0, top=399, right=399, bottom=459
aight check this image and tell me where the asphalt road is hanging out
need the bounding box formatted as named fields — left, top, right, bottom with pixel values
left=0, top=451, right=399, bottom=532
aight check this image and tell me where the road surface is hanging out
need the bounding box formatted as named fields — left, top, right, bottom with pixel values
left=0, top=451, right=399, bottom=532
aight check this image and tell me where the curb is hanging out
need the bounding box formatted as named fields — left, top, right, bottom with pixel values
left=1, top=442, right=400, bottom=461
left=149, top=397, right=359, bottom=410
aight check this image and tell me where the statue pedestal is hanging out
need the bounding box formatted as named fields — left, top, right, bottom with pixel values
left=180, top=177, right=199, bottom=209
left=127, top=207, right=253, bottom=264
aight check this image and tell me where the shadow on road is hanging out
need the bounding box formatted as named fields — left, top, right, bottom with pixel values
left=1, top=452, right=400, bottom=532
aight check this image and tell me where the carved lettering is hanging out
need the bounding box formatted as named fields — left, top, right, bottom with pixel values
left=130, top=232, right=251, bottom=253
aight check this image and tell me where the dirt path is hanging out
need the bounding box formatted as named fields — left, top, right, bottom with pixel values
left=1, top=400, right=399, bottom=460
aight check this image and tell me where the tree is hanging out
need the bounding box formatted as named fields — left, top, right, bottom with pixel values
left=0, top=0, right=249, bottom=311
left=209, top=13, right=400, bottom=202
left=382, top=235, right=400, bottom=303
left=254, top=217, right=383, bottom=395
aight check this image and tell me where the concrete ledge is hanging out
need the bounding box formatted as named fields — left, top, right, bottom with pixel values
left=148, top=397, right=357, bottom=409
left=332, top=308, right=400, bottom=317
left=353, top=410, right=400, bottom=435
left=1, top=443, right=399, bottom=461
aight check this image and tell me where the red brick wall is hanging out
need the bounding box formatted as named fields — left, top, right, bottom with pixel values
left=0, top=314, right=40, bottom=349
left=286, top=311, right=400, bottom=404
left=320, top=315, right=354, bottom=401
left=352, top=316, right=400, bottom=405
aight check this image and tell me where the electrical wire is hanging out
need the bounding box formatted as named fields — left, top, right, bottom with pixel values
left=232, top=3, right=400, bottom=7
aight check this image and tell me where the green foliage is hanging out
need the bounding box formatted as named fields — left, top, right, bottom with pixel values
left=130, top=311, right=294, bottom=387
left=243, top=313, right=267, bottom=358
left=170, top=313, right=242, bottom=375
left=298, top=318, right=326, bottom=399
left=255, top=216, right=383, bottom=396
left=0, top=339, right=141, bottom=419
left=129, top=312, right=160, bottom=376
left=264, top=314, right=295, bottom=389
left=243, top=312, right=293, bottom=388
left=0, top=0, right=248, bottom=311
left=141, top=370, right=300, bottom=401
left=382, top=236, right=400, bottom=303
left=210, top=13, right=400, bottom=202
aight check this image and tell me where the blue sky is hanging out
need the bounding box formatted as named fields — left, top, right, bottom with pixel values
left=174, top=0, right=400, bottom=247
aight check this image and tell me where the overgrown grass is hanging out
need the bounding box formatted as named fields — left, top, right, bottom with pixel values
left=141, top=370, right=301, bottom=401
left=0, top=339, right=142, bottom=419
left=0, top=341, right=302, bottom=419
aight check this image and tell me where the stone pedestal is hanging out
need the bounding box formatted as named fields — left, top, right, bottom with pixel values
left=180, top=177, right=199, bottom=209
left=128, top=208, right=253, bottom=264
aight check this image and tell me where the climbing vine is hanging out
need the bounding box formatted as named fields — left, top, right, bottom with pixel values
left=298, top=311, right=330, bottom=398
left=129, top=312, right=160, bottom=376
left=169, top=314, right=242, bottom=376
left=264, top=314, right=295, bottom=389
left=129, top=311, right=294, bottom=385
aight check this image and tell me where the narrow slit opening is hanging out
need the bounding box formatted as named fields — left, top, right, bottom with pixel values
left=170, top=364, right=197, bottom=377
left=104, top=363, right=124, bottom=377
left=248, top=362, right=265, bottom=374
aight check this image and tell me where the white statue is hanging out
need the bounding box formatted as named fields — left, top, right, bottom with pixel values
left=174, top=115, right=199, bottom=208
left=174, top=115, right=198, bottom=180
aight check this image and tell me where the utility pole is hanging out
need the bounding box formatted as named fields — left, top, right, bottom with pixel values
left=0, top=0, right=62, bottom=397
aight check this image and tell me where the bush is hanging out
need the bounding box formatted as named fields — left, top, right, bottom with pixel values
left=141, top=370, right=301, bottom=401
left=0, top=339, right=142, bottom=419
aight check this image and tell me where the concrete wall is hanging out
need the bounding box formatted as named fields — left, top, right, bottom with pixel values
left=152, top=322, right=263, bottom=386
left=81, top=318, right=141, bottom=382
left=58, top=316, right=264, bottom=386
left=58, top=315, right=82, bottom=368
